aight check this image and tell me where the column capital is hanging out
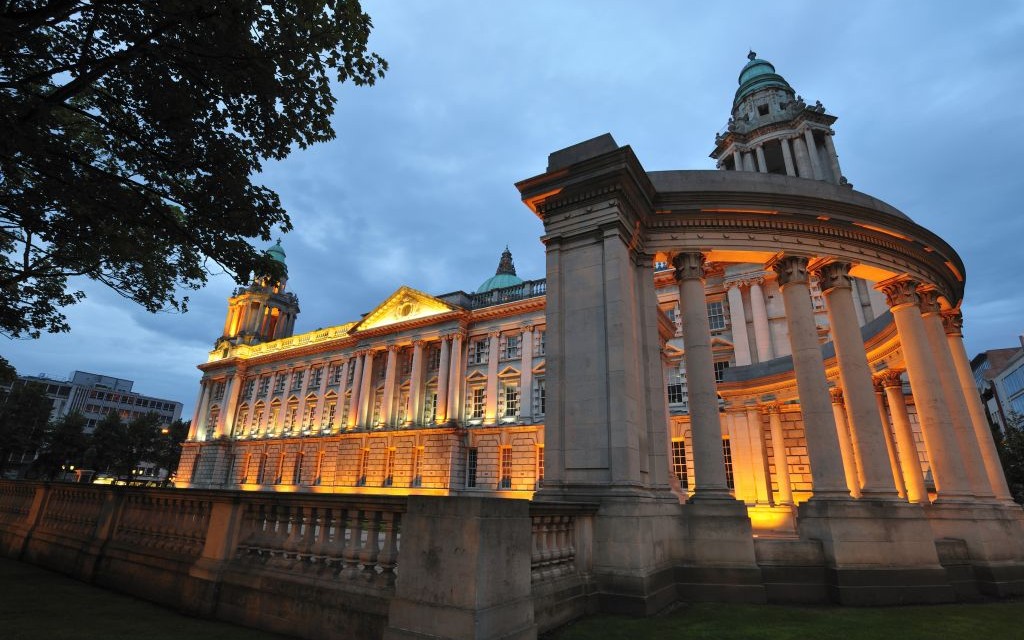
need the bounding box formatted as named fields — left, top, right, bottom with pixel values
left=520, top=323, right=535, bottom=333
left=760, top=401, right=782, bottom=415
left=829, top=387, right=844, bottom=404
left=810, top=260, right=853, bottom=293
left=917, top=288, right=942, bottom=315
left=768, top=254, right=810, bottom=287
left=386, top=344, right=400, bottom=353
left=412, top=339, right=426, bottom=348
left=876, top=369, right=904, bottom=389
left=672, top=251, right=707, bottom=282
left=879, top=278, right=920, bottom=310
left=488, top=330, right=502, bottom=339
left=941, top=309, right=964, bottom=336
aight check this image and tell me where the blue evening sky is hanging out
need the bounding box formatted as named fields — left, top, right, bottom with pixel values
left=5, top=1, right=1024, bottom=417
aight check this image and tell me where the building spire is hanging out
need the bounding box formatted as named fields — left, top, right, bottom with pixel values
left=496, top=246, right=516, bottom=276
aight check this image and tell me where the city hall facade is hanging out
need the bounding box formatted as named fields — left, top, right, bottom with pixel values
left=176, top=54, right=1024, bottom=604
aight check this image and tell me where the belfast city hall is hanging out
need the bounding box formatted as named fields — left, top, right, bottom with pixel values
left=175, top=53, right=1024, bottom=609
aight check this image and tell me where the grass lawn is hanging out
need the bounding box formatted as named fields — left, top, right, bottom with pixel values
left=0, top=556, right=291, bottom=640
left=546, top=601, right=1024, bottom=640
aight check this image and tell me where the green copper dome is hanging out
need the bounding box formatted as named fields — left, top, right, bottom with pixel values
left=734, top=51, right=793, bottom=106
left=476, top=247, right=524, bottom=293
left=266, top=239, right=287, bottom=267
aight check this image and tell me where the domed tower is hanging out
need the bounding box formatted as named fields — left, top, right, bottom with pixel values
left=218, top=240, right=301, bottom=347
left=711, top=51, right=846, bottom=185
left=476, top=246, right=524, bottom=293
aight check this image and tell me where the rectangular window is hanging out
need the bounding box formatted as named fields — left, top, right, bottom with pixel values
left=722, top=438, right=734, bottom=490
left=346, top=362, right=356, bottom=385
left=329, top=363, right=343, bottom=385
left=292, top=452, right=304, bottom=485
left=471, top=388, right=486, bottom=419
left=499, top=447, right=513, bottom=489
left=667, top=383, right=685, bottom=404
left=535, top=330, right=546, bottom=356
left=309, top=367, right=323, bottom=389
left=383, top=448, right=395, bottom=487
left=427, top=345, right=441, bottom=372
left=397, top=389, right=410, bottom=424
left=466, top=448, right=478, bottom=488
left=424, top=390, right=438, bottom=424
left=713, top=361, right=730, bottom=384
left=292, top=370, right=304, bottom=391
left=302, top=399, right=317, bottom=430
left=470, top=339, right=489, bottom=365
left=273, top=374, right=286, bottom=394
left=314, top=451, right=324, bottom=485
left=242, top=378, right=255, bottom=399
left=321, top=399, right=336, bottom=431
left=533, top=378, right=546, bottom=416
left=1004, top=365, right=1024, bottom=397
left=372, top=389, right=384, bottom=426
left=400, top=351, right=413, bottom=377
left=671, top=440, right=688, bottom=489
left=411, top=446, right=423, bottom=487
left=536, top=446, right=544, bottom=488
left=356, top=448, right=369, bottom=486
left=707, top=301, right=726, bottom=331
left=502, top=384, right=519, bottom=418
left=502, top=335, right=521, bottom=360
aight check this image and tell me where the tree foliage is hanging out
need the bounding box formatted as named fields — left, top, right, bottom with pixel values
left=151, top=418, right=188, bottom=479
left=35, top=409, right=87, bottom=475
left=0, top=380, right=51, bottom=471
left=995, top=412, right=1024, bottom=504
left=0, top=0, right=386, bottom=337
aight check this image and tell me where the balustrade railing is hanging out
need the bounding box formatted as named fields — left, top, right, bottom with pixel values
left=38, top=485, right=106, bottom=539
left=0, top=482, right=35, bottom=527
left=234, top=496, right=404, bottom=587
left=529, top=503, right=595, bottom=583
left=113, top=493, right=211, bottom=557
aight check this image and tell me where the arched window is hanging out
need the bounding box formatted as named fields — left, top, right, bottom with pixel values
left=284, top=396, right=300, bottom=434
left=302, top=394, right=318, bottom=433
left=268, top=400, right=281, bottom=435
left=251, top=401, right=265, bottom=437
left=233, top=404, right=249, bottom=438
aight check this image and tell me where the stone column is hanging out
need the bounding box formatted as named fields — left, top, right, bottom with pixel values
left=830, top=388, right=862, bottom=498
left=519, top=326, right=534, bottom=422
left=407, top=340, right=425, bottom=427
left=741, top=407, right=771, bottom=504
left=815, top=261, right=897, bottom=498
left=824, top=133, right=843, bottom=184
left=293, top=365, right=313, bottom=433
left=803, top=128, right=824, bottom=180
left=792, top=135, right=813, bottom=178
left=333, top=358, right=351, bottom=431
left=770, top=255, right=850, bottom=499
left=872, top=377, right=906, bottom=499
left=942, top=311, right=1013, bottom=501
left=879, top=280, right=971, bottom=499
left=850, top=281, right=867, bottom=327
left=877, top=369, right=927, bottom=504
left=435, top=336, right=451, bottom=424
left=742, top=152, right=756, bottom=172
left=780, top=138, right=796, bottom=177
left=674, top=252, right=731, bottom=499
left=346, top=351, right=364, bottom=429
left=381, top=345, right=399, bottom=427
left=732, top=150, right=743, bottom=171
left=447, top=332, right=465, bottom=423
left=763, top=403, right=792, bottom=505
left=188, top=381, right=210, bottom=441
left=749, top=279, right=774, bottom=362
left=755, top=145, right=768, bottom=173
left=485, top=331, right=500, bottom=423
left=919, top=290, right=993, bottom=499
left=358, top=350, right=377, bottom=428
left=727, top=283, right=752, bottom=366
left=216, top=371, right=243, bottom=439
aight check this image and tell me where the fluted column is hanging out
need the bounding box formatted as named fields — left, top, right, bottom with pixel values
left=485, top=331, right=500, bottom=423
left=763, top=403, right=792, bottom=505
left=792, top=135, right=813, bottom=178
left=873, top=376, right=906, bottom=499
left=519, top=326, right=534, bottom=422
left=216, top=371, right=243, bottom=439
left=830, top=388, right=862, bottom=497
left=815, top=261, right=897, bottom=498
left=770, top=255, right=850, bottom=499
left=447, top=332, right=465, bottom=423
left=674, top=252, right=731, bottom=499
left=435, top=336, right=451, bottom=424
left=803, top=128, right=824, bottom=180
left=877, top=369, right=927, bottom=503
left=755, top=145, right=768, bottom=173
left=780, top=138, right=796, bottom=177
left=407, top=340, right=425, bottom=427
left=381, top=345, right=399, bottom=427
left=188, top=381, right=211, bottom=441
left=742, top=152, right=756, bottom=172
left=346, top=351, right=364, bottom=429
left=919, top=290, right=993, bottom=499
left=942, top=311, right=1013, bottom=501
left=749, top=278, right=774, bottom=362
left=879, top=280, right=971, bottom=499
left=727, top=283, right=752, bottom=366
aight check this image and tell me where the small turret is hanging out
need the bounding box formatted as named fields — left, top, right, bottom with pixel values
left=218, top=240, right=301, bottom=347
left=711, top=51, right=847, bottom=186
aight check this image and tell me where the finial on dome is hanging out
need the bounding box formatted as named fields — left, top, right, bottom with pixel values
left=496, top=246, right=516, bottom=276
left=748, top=50, right=757, bottom=61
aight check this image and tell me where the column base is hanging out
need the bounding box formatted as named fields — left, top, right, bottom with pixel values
left=676, top=498, right=766, bottom=604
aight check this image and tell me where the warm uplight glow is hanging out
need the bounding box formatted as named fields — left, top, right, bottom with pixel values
left=746, top=507, right=795, bottom=533
left=523, top=187, right=563, bottom=214
left=945, top=261, right=964, bottom=282
left=355, top=286, right=454, bottom=332
left=702, top=208, right=778, bottom=215
left=851, top=221, right=913, bottom=242
left=848, top=263, right=899, bottom=284
left=704, top=249, right=777, bottom=264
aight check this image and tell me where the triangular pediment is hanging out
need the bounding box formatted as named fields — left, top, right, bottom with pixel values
left=353, top=286, right=457, bottom=332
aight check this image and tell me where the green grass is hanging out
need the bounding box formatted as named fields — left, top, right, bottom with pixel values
left=547, top=601, right=1024, bottom=640
left=0, top=556, right=291, bottom=640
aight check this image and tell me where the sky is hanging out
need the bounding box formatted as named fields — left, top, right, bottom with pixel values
left=4, top=1, right=1024, bottom=418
